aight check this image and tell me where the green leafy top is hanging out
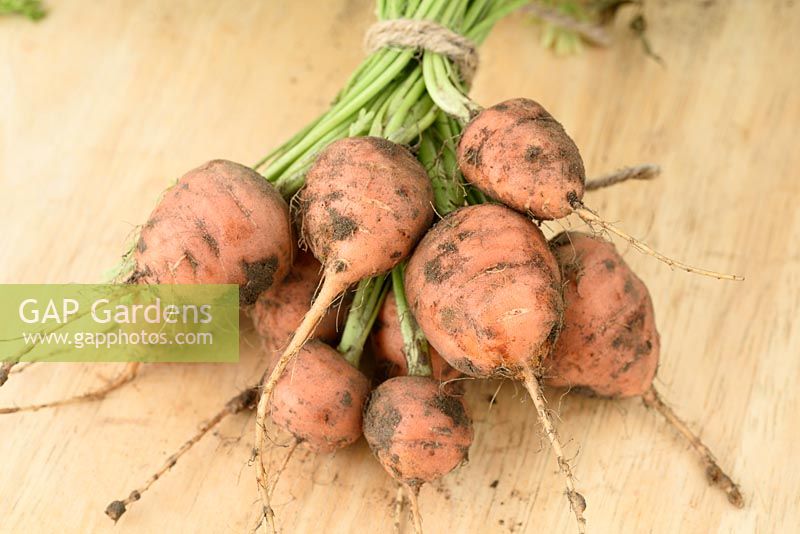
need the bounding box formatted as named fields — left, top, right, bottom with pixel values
left=0, top=0, right=46, bottom=21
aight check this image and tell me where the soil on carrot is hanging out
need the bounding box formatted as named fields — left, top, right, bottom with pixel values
left=241, top=255, right=280, bottom=305
left=363, top=393, right=402, bottom=453
left=428, top=394, right=470, bottom=429
left=328, top=208, right=358, bottom=241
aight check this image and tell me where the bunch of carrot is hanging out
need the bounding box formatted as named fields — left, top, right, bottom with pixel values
left=0, top=1, right=744, bottom=532
left=245, top=95, right=743, bottom=533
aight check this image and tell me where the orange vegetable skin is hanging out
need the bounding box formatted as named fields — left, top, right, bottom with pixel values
left=543, top=232, right=660, bottom=397
left=299, top=136, right=434, bottom=283
left=405, top=204, right=563, bottom=379
left=363, top=376, right=473, bottom=487
left=133, top=160, right=293, bottom=305
left=270, top=340, right=369, bottom=453
left=458, top=98, right=585, bottom=220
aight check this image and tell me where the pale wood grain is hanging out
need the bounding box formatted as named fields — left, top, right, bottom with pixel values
left=1, top=1, right=798, bottom=533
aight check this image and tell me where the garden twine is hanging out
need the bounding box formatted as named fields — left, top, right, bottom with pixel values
left=365, top=19, right=479, bottom=84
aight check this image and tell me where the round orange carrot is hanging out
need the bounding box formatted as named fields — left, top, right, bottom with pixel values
left=270, top=340, right=369, bottom=453
left=364, top=376, right=473, bottom=484
left=458, top=99, right=741, bottom=281
left=405, top=203, right=587, bottom=533
left=363, top=375, right=473, bottom=532
left=544, top=232, right=659, bottom=397
left=545, top=232, right=744, bottom=508
left=405, top=204, right=562, bottom=378
left=133, top=159, right=293, bottom=305
left=457, top=98, right=584, bottom=220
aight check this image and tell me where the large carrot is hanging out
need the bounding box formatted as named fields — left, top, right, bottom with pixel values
left=544, top=232, right=744, bottom=508
left=405, top=203, right=587, bottom=533
left=132, top=159, right=293, bottom=305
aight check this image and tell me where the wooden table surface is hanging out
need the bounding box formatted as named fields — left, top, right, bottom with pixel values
left=1, top=1, right=798, bottom=532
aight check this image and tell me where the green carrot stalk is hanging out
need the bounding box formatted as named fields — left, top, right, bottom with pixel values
left=391, top=263, right=432, bottom=377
